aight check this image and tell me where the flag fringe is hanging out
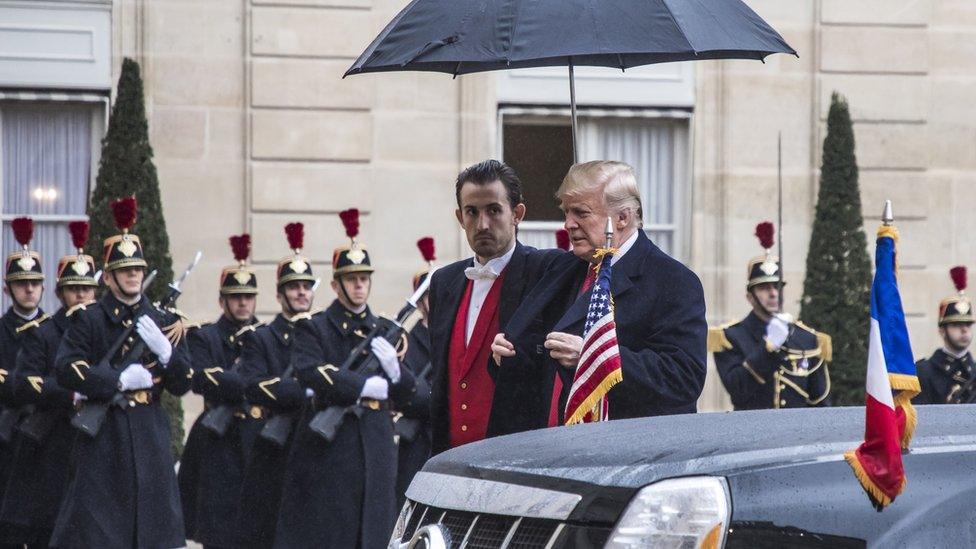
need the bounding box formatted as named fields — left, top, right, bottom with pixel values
left=889, top=373, right=921, bottom=448
left=844, top=451, right=905, bottom=510
left=565, top=369, right=623, bottom=426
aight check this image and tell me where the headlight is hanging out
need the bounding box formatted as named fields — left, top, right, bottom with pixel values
left=388, top=500, right=413, bottom=548
left=606, top=476, right=730, bottom=549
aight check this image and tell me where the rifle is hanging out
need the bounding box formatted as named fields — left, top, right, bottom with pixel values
left=72, top=253, right=202, bottom=437
left=17, top=405, right=60, bottom=442
left=257, top=277, right=323, bottom=446
left=309, top=271, right=435, bottom=443
left=258, top=364, right=296, bottom=448
left=392, top=358, right=431, bottom=443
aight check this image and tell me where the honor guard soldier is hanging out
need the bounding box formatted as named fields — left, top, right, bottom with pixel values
left=180, top=233, right=261, bottom=548
left=394, top=237, right=435, bottom=508
left=711, top=222, right=832, bottom=410
left=0, top=217, right=46, bottom=547
left=915, top=267, right=976, bottom=404
left=237, top=223, right=314, bottom=549
left=51, top=197, right=192, bottom=548
left=0, top=222, right=96, bottom=547
left=277, top=208, right=416, bottom=549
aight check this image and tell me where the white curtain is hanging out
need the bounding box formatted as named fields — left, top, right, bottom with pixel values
left=578, top=117, right=689, bottom=258
left=1, top=102, right=92, bottom=312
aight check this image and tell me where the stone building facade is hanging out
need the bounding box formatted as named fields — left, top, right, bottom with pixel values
left=1, top=0, right=975, bottom=412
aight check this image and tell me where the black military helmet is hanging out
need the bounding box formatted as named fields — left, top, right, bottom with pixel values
left=747, top=221, right=782, bottom=289
left=4, top=217, right=43, bottom=283
left=277, top=222, right=315, bottom=287
left=220, top=233, right=258, bottom=295
left=102, top=196, right=148, bottom=272
left=332, top=208, right=373, bottom=279
left=56, top=221, right=98, bottom=288
left=939, top=266, right=975, bottom=326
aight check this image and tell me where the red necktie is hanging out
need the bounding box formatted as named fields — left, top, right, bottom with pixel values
left=548, top=266, right=598, bottom=427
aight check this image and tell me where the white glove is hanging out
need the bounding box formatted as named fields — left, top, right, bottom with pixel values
left=360, top=376, right=389, bottom=400
left=137, top=315, right=172, bottom=365
left=371, top=338, right=401, bottom=383
left=765, top=314, right=791, bottom=350
left=118, top=363, right=154, bottom=391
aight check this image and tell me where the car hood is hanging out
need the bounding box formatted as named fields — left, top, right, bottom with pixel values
left=425, top=405, right=976, bottom=493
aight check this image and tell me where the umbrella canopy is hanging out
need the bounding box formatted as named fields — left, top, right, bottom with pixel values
left=345, top=0, right=796, bottom=77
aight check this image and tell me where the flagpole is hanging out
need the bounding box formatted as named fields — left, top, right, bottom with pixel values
left=599, top=216, right=614, bottom=421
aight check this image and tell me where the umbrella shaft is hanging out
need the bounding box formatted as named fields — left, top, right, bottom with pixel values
left=569, top=60, right=578, bottom=163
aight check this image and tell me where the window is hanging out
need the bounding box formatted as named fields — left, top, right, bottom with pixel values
left=1, top=100, right=103, bottom=312
left=500, top=107, right=691, bottom=260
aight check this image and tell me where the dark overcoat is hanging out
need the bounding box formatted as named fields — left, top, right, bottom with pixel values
left=51, top=293, right=191, bottom=549
left=275, top=300, right=415, bottom=549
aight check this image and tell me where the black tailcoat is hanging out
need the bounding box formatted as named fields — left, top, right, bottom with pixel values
left=915, top=349, right=975, bottom=404
left=179, top=314, right=259, bottom=546
left=275, top=300, right=415, bottom=549
left=712, top=312, right=831, bottom=410
left=50, top=293, right=191, bottom=549
left=427, top=242, right=560, bottom=453
left=395, top=321, right=432, bottom=509
left=0, top=308, right=74, bottom=543
left=504, top=232, right=707, bottom=422
left=236, top=313, right=302, bottom=549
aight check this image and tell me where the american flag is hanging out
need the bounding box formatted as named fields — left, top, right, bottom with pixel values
left=564, top=252, right=624, bottom=425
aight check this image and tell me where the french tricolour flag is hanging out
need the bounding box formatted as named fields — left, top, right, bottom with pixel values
left=845, top=224, right=920, bottom=510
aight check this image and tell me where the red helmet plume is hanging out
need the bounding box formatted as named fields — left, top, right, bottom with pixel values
left=230, top=233, right=251, bottom=263
left=111, top=196, right=138, bottom=232
left=285, top=223, right=304, bottom=252
left=11, top=217, right=33, bottom=247
left=755, top=221, right=774, bottom=250
left=339, top=208, right=360, bottom=239
left=950, top=266, right=967, bottom=293
left=555, top=229, right=571, bottom=251
left=417, top=237, right=435, bottom=263
left=69, top=221, right=90, bottom=251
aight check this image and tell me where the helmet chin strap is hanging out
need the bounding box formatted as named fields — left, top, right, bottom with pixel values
left=337, top=275, right=370, bottom=312
left=110, top=270, right=142, bottom=301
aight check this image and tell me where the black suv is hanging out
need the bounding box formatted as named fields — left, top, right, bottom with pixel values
left=390, top=405, right=976, bottom=548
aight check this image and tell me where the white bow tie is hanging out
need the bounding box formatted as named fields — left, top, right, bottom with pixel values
left=464, top=264, right=498, bottom=281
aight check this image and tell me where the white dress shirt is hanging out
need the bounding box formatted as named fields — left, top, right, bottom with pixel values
left=610, top=230, right=639, bottom=266
left=465, top=243, right=516, bottom=344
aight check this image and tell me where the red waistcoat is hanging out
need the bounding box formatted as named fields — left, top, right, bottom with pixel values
left=447, top=272, right=506, bottom=447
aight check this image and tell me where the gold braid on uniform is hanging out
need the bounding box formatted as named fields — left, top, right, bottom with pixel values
left=163, top=318, right=187, bottom=348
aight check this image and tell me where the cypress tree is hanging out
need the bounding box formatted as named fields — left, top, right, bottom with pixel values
left=84, top=58, right=184, bottom=458
left=800, top=92, right=872, bottom=405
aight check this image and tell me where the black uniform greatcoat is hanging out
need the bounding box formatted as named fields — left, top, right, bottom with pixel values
left=179, top=314, right=259, bottom=547
left=236, top=313, right=303, bottom=549
left=712, top=311, right=831, bottom=410
left=504, top=231, right=708, bottom=422
left=275, top=300, right=416, bottom=549
left=50, top=293, right=192, bottom=549
left=0, top=307, right=75, bottom=545
left=427, top=242, right=560, bottom=454
left=395, top=321, right=432, bottom=509
left=0, top=306, right=44, bottom=545
left=914, top=349, right=975, bottom=404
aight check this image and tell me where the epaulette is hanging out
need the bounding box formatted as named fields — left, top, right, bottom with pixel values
left=707, top=320, right=736, bottom=353
left=796, top=321, right=832, bottom=362
left=65, top=303, right=88, bottom=317
left=291, top=312, right=313, bottom=322
left=235, top=322, right=264, bottom=338
left=15, top=313, right=51, bottom=334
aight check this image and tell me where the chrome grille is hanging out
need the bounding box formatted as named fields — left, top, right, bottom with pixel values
left=400, top=502, right=563, bottom=548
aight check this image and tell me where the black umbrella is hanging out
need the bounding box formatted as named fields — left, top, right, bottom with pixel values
left=346, top=0, right=796, bottom=160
